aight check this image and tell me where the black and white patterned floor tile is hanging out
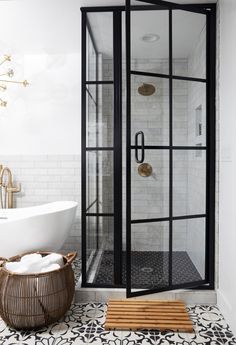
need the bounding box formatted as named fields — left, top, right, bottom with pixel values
left=0, top=303, right=235, bottom=344
left=72, top=258, right=81, bottom=286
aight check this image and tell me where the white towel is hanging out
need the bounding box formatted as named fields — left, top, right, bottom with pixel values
left=41, top=253, right=64, bottom=267
left=40, top=264, right=60, bottom=273
left=5, top=253, right=64, bottom=274
left=20, top=253, right=42, bottom=263
left=5, top=262, right=29, bottom=274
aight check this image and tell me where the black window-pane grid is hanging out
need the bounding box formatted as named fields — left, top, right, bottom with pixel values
left=126, top=5, right=211, bottom=297
left=131, top=215, right=206, bottom=224
left=85, top=80, right=114, bottom=84
left=168, top=8, right=173, bottom=289
left=130, top=70, right=207, bottom=83
left=130, top=146, right=207, bottom=150
left=86, top=147, right=114, bottom=151
left=86, top=213, right=115, bottom=216
left=82, top=2, right=216, bottom=288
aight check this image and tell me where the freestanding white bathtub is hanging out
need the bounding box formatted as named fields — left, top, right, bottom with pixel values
left=0, top=201, right=78, bottom=259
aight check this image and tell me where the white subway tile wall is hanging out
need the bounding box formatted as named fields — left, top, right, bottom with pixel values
left=0, top=155, right=81, bottom=255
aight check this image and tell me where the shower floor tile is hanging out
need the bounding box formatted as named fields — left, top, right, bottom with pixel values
left=0, top=303, right=235, bottom=344
left=93, top=251, right=202, bottom=288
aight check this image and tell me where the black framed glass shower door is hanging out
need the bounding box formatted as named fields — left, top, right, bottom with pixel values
left=126, top=0, right=216, bottom=297
left=81, top=2, right=215, bottom=293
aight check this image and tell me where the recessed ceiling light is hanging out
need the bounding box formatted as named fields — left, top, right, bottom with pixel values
left=141, top=34, right=160, bottom=43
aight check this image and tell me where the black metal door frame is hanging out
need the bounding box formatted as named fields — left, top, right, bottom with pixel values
left=126, top=0, right=216, bottom=297
left=81, top=2, right=216, bottom=292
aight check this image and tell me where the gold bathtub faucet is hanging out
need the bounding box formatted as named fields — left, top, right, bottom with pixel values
left=0, top=165, right=21, bottom=208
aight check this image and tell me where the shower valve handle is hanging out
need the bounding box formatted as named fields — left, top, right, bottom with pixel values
left=135, top=131, right=145, bottom=163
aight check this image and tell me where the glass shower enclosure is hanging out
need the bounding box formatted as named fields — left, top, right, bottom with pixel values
left=81, top=0, right=216, bottom=297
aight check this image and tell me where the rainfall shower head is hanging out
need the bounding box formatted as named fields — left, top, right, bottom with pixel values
left=138, top=83, right=156, bottom=96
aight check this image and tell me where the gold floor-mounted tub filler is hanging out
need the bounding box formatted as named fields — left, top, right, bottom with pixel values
left=0, top=165, right=21, bottom=208
left=138, top=163, right=153, bottom=177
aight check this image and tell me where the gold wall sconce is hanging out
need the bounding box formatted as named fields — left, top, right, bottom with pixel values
left=0, top=54, right=29, bottom=107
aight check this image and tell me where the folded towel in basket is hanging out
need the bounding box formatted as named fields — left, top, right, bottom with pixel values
left=40, top=263, right=61, bottom=273
left=5, top=253, right=64, bottom=274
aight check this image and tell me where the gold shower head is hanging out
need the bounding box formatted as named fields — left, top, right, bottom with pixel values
left=138, top=83, right=156, bottom=96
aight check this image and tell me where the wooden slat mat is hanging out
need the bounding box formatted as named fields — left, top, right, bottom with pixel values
left=105, top=299, right=194, bottom=333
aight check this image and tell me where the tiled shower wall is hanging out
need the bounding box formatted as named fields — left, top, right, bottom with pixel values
left=97, top=27, right=207, bottom=277
left=186, top=25, right=207, bottom=276
left=93, top=57, right=190, bottom=255
left=125, top=58, right=189, bottom=253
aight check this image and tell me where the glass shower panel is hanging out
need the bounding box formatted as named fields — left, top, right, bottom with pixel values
left=172, top=217, right=206, bottom=285
left=173, top=80, right=206, bottom=147
left=86, top=26, right=97, bottom=82
left=173, top=150, right=206, bottom=217
left=86, top=216, right=114, bottom=285
left=131, top=75, right=169, bottom=146
left=130, top=221, right=169, bottom=290
left=86, top=12, right=113, bottom=81
left=131, top=9, right=169, bottom=75
left=86, top=216, right=97, bottom=271
left=98, top=151, right=113, bottom=214
left=172, top=11, right=206, bottom=79
left=86, top=84, right=114, bottom=148
left=86, top=151, right=113, bottom=214
left=131, top=150, right=169, bottom=220
left=86, top=151, right=97, bottom=213
left=86, top=85, right=96, bottom=148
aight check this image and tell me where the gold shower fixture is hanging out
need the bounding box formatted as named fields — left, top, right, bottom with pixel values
left=0, top=54, right=29, bottom=107
left=138, top=163, right=153, bottom=177
left=138, top=83, right=156, bottom=96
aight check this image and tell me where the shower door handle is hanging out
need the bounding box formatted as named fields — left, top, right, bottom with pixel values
left=135, top=131, right=145, bottom=163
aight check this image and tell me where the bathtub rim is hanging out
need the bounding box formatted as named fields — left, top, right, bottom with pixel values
left=0, top=200, right=78, bottom=223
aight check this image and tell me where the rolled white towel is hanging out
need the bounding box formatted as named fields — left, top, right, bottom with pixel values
left=14, top=264, right=29, bottom=274
left=24, top=262, right=45, bottom=273
left=20, top=253, right=42, bottom=263
left=5, top=262, right=21, bottom=272
left=5, top=262, right=29, bottom=274
left=21, top=253, right=64, bottom=273
left=41, top=253, right=64, bottom=268
left=40, top=263, right=60, bottom=273
left=5, top=253, right=64, bottom=274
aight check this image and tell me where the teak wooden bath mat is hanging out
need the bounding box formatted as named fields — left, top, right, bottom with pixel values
left=105, top=299, right=194, bottom=333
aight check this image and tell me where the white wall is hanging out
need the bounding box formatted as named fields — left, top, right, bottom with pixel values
left=218, top=0, right=236, bottom=335
left=0, top=0, right=81, bottom=155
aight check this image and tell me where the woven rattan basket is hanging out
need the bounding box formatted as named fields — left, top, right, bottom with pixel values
left=0, top=251, right=77, bottom=330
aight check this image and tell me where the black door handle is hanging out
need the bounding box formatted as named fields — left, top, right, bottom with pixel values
left=135, top=131, right=145, bottom=163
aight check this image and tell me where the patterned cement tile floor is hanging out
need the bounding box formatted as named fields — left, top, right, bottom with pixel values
left=0, top=303, right=235, bottom=345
